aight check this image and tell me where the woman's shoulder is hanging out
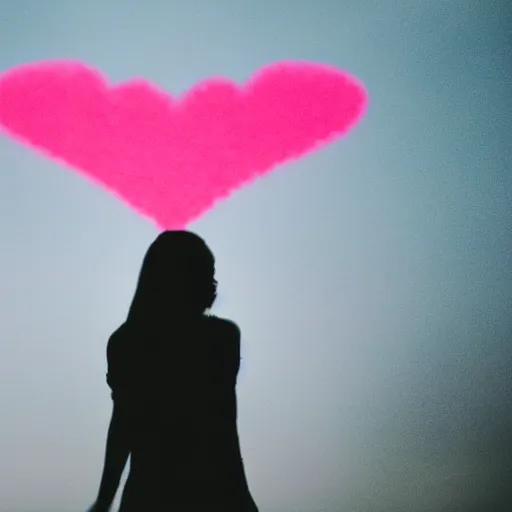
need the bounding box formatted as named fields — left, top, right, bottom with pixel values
left=106, top=322, right=131, bottom=358
left=206, top=315, right=241, bottom=340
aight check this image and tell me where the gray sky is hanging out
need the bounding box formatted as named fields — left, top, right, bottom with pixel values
left=0, top=1, right=511, bottom=511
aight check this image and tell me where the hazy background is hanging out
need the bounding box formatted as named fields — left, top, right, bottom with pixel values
left=1, top=1, right=511, bottom=511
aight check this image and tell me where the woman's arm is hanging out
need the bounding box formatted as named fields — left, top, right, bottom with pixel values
left=222, top=321, right=259, bottom=510
left=93, top=404, right=130, bottom=509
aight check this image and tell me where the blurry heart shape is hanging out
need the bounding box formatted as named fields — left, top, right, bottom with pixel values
left=0, top=60, right=367, bottom=228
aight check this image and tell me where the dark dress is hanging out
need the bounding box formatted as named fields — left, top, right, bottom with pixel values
left=106, top=314, right=258, bottom=511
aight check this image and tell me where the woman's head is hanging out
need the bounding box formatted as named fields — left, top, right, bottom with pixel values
left=127, top=230, right=217, bottom=323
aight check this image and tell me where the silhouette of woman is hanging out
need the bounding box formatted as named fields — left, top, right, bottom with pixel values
left=87, top=231, right=258, bottom=511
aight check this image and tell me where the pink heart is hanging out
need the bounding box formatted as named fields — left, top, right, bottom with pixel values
left=0, top=60, right=367, bottom=228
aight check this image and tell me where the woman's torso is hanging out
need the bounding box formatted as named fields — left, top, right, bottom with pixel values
left=109, top=315, right=247, bottom=503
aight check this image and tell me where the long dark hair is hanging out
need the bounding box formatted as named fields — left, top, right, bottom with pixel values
left=126, top=230, right=217, bottom=324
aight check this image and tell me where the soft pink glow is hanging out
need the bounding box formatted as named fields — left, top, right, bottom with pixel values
left=0, top=60, right=367, bottom=228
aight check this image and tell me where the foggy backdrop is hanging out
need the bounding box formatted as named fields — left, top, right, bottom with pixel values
left=0, top=1, right=511, bottom=511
